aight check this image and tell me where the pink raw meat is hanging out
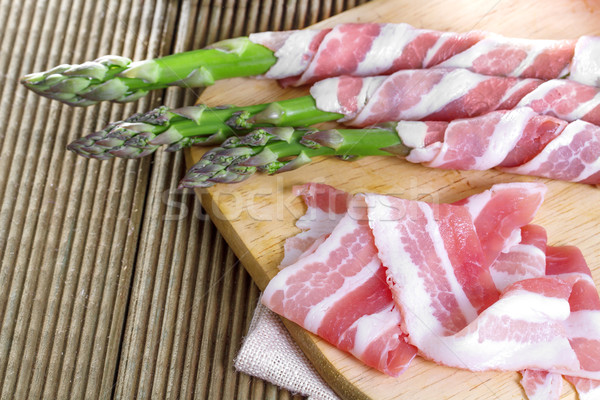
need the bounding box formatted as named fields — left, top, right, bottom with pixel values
left=280, top=183, right=350, bottom=268
left=310, top=69, right=600, bottom=128
left=520, top=370, right=563, bottom=400
left=502, top=120, right=600, bottom=184
left=263, top=193, right=417, bottom=376
left=248, top=23, right=600, bottom=85
left=456, top=182, right=547, bottom=268
left=488, top=224, right=548, bottom=292
left=398, top=107, right=600, bottom=184
left=518, top=79, right=600, bottom=126
left=546, top=246, right=600, bottom=385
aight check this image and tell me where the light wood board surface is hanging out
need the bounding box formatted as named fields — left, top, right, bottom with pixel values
left=188, top=0, right=600, bottom=398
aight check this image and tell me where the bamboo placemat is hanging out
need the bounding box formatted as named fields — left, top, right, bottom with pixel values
left=0, top=1, right=368, bottom=398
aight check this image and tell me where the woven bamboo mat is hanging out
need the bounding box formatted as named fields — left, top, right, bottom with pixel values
left=0, top=0, right=368, bottom=398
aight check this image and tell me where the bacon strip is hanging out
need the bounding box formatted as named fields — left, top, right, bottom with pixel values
left=248, top=23, right=599, bottom=86
left=398, top=107, right=600, bottom=184
left=520, top=369, right=563, bottom=400
left=309, top=69, right=600, bottom=127
left=263, top=193, right=417, bottom=376
left=264, top=182, right=600, bottom=393
left=280, top=183, right=350, bottom=268
left=489, top=225, right=547, bottom=292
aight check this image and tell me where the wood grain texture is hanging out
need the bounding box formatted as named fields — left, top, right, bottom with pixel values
left=0, top=0, right=369, bottom=399
left=188, top=0, right=600, bottom=398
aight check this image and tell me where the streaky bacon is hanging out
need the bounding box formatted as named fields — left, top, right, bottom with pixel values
left=248, top=23, right=600, bottom=86
left=488, top=224, right=547, bottom=292
left=280, top=183, right=350, bottom=268
left=309, top=69, right=600, bottom=128
left=545, top=245, right=600, bottom=390
left=453, top=182, right=546, bottom=268
left=399, top=107, right=600, bottom=184
left=263, top=193, right=417, bottom=376
left=520, top=370, right=563, bottom=400
left=265, top=182, right=600, bottom=394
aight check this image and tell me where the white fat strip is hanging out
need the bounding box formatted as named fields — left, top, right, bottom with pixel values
left=261, top=29, right=324, bottom=79
left=354, top=23, right=419, bottom=76
left=295, top=25, right=347, bottom=85
left=576, top=383, right=600, bottom=400
left=517, top=79, right=564, bottom=108
left=366, top=195, right=479, bottom=338
left=295, top=205, right=345, bottom=232
left=570, top=36, right=600, bottom=87
left=401, top=69, right=489, bottom=120
left=423, top=32, right=482, bottom=68
left=248, top=31, right=294, bottom=51
left=461, top=182, right=546, bottom=221
left=458, top=189, right=491, bottom=220
left=310, top=76, right=386, bottom=120
left=405, top=142, right=442, bottom=164
left=485, top=107, right=537, bottom=165
left=521, top=371, right=563, bottom=400
left=419, top=202, right=480, bottom=323
left=310, top=78, right=343, bottom=114
left=419, top=290, right=577, bottom=371
left=422, top=32, right=458, bottom=67
left=265, top=209, right=374, bottom=313
left=502, top=120, right=600, bottom=182
left=303, top=256, right=382, bottom=333
left=280, top=206, right=346, bottom=269
left=485, top=281, right=571, bottom=322
left=438, top=36, right=570, bottom=78
left=518, top=80, right=600, bottom=122
left=366, top=195, right=449, bottom=336
left=349, top=302, right=402, bottom=357
left=563, top=310, right=600, bottom=339
left=427, top=107, right=532, bottom=170
left=570, top=90, right=600, bottom=121
left=490, top=244, right=546, bottom=291
left=497, top=78, right=539, bottom=106
left=395, top=121, right=431, bottom=149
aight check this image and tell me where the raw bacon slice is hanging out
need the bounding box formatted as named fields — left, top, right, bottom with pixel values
left=364, top=193, right=499, bottom=332
left=488, top=225, right=547, bottom=292
left=248, top=23, right=599, bottom=86
left=280, top=183, right=350, bottom=268
left=520, top=369, right=563, bottom=400
left=570, top=36, right=600, bottom=87
left=365, top=184, right=600, bottom=378
left=564, top=376, right=600, bottom=400
left=310, top=69, right=600, bottom=127
left=310, top=68, right=543, bottom=125
left=262, top=195, right=418, bottom=376
left=545, top=245, right=600, bottom=389
left=399, top=107, right=600, bottom=184
left=453, top=182, right=547, bottom=268
left=517, top=79, right=600, bottom=126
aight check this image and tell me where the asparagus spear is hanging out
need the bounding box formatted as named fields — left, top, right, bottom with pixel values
left=21, top=38, right=277, bottom=106
left=67, top=96, right=342, bottom=159
left=179, top=125, right=409, bottom=188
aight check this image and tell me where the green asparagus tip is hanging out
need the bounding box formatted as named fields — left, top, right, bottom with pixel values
left=179, top=146, right=258, bottom=188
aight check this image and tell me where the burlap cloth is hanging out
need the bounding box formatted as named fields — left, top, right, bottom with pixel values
left=235, top=299, right=340, bottom=400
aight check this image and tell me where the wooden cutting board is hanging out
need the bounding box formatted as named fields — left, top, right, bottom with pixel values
left=186, top=0, right=600, bottom=398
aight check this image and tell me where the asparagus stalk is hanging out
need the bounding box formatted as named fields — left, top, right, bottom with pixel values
left=21, top=38, right=277, bottom=106
left=179, top=125, right=409, bottom=188
left=67, top=96, right=342, bottom=159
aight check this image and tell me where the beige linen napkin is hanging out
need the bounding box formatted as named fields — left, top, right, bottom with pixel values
left=235, top=300, right=340, bottom=400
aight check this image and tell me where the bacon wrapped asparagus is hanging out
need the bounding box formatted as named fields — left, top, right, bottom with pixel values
left=21, top=23, right=600, bottom=106
left=179, top=107, right=600, bottom=187
left=67, top=68, right=600, bottom=160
